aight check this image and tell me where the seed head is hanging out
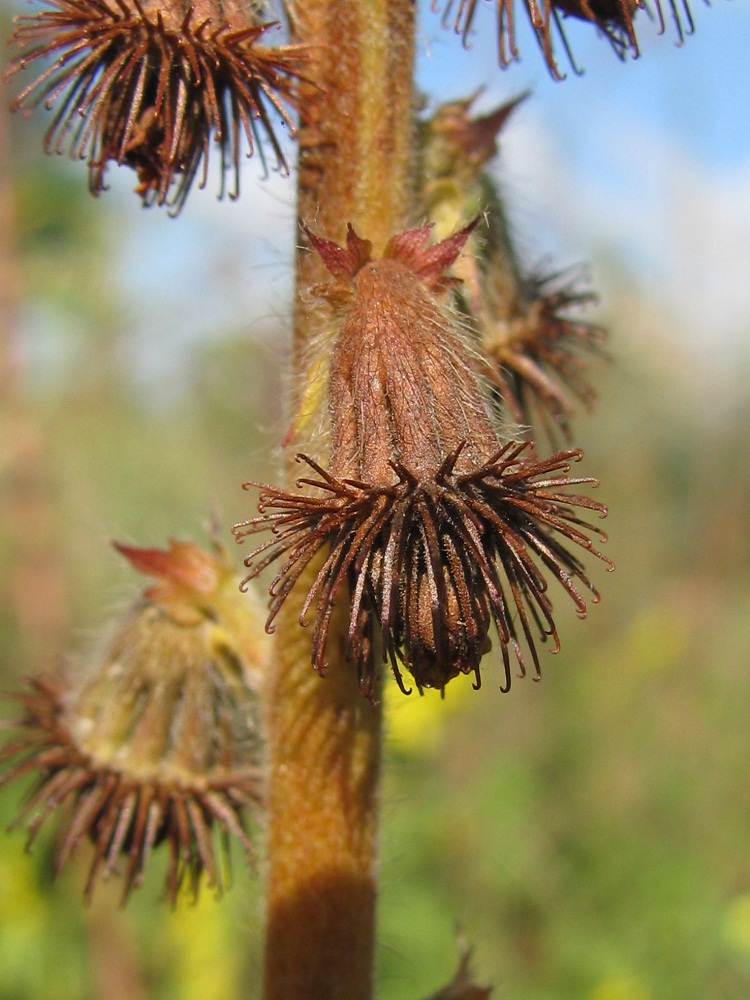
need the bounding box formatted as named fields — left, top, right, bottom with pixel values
left=236, top=444, right=610, bottom=697
left=477, top=265, right=608, bottom=447
left=234, top=224, right=612, bottom=697
left=4, top=0, right=309, bottom=211
left=418, top=95, right=607, bottom=445
left=0, top=539, right=268, bottom=903
left=417, top=92, right=528, bottom=311
left=420, top=91, right=528, bottom=200
left=433, top=0, right=698, bottom=79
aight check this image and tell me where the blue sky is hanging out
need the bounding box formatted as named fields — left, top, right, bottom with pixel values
left=111, top=0, right=750, bottom=399
left=418, top=1, right=748, bottom=167
left=417, top=1, right=750, bottom=370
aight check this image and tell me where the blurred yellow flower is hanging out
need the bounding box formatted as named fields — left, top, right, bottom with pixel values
left=588, top=973, right=650, bottom=1000
left=385, top=670, right=474, bottom=755
left=166, top=890, right=241, bottom=1000
left=621, top=600, right=688, bottom=676
left=723, top=894, right=750, bottom=954
left=0, top=846, right=46, bottom=936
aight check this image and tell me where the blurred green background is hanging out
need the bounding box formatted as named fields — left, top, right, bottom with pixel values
left=2, top=3, right=750, bottom=998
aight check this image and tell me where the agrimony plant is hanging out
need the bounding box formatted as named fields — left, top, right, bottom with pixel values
left=1, top=0, right=714, bottom=997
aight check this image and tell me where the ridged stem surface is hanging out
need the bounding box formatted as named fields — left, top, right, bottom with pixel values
left=262, top=4, right=416, bottom=1000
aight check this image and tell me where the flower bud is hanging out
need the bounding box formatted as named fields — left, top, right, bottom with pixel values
left=0, top=539, right=268, bottom=903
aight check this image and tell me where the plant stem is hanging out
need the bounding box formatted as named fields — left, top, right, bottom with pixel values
left=294, top=0, right=416, bottom=254
left=261, top=4, right=415, bottom=999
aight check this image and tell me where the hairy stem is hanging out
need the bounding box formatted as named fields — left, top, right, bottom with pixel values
left=294, top=0, right=416, bottom=256
left=261, top=3, right=416, bottom=1000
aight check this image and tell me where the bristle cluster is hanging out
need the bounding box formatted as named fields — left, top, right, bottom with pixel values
left=235, top=443, right=611, bottom=696
left=0, top=677, right=261, bottom=903
left=477, top=266, right=608, bottom=445
left=433, top=0, right=701, bottom=78
left=5, top=0, right=308, bottom=210
left=0, top=539, right=268, bottom=901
